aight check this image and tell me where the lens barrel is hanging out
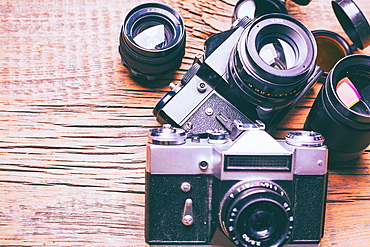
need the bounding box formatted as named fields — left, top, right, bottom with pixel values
left=119, top=3, right=185, bottom=80
left=304, top=54, right=370, bottom=162
left=228, top=13, right=318, bottom=109
left=220, top=181, right=293, bottom=247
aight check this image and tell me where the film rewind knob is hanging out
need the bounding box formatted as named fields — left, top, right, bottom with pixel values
left=148, top=124, right=186, bottom=145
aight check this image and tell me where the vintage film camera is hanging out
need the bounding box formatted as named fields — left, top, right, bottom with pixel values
left=146, top=124, right=328, bottom=246
left=153, top=11, right=322, bottom=135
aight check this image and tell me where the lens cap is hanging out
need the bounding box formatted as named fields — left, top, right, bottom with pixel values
left=332, top=0, right=370, bottom=50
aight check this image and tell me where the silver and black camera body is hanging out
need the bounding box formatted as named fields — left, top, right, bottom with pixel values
left=153, top=13, right=323, bottom=135
left=145, top=124, right=328, bottom=247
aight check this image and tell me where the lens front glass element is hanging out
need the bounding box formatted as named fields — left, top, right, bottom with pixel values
left=237, top=200, right=288, bottom=243
left=245, top=203, right=278, bottom=239
left=132, top=17, right=175, bottom=50
left=258, top=38, right=296, bottom=70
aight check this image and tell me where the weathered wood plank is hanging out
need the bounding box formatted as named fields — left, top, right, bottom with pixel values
left=0, top=0, right=369, bottom=246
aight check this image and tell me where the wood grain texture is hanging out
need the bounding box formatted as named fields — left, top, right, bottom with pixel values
left=0, top=0, right=369, bottom=246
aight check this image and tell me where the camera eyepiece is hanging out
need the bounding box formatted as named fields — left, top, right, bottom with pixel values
left=220, top=181, right=293, bottom=247
left=119, top=3, right=186, bottom=80
left=229, top=13, right=318, bottom=109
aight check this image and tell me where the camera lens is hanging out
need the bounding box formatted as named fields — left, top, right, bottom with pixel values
left=304, top=54, right=370, bottom=162
left=119, top=3, right=185, bottom=80
left=220, top=181, right=293, bottom=247
left=228, top=13, right=318, bottom=109
left=232, top=0, right=287, bottom=21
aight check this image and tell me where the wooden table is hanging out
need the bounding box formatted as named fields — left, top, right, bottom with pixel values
left=1, top=0, right=369, bottom=246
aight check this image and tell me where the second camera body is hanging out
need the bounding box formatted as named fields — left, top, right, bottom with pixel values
left=146, top=124, right=328, bottom=247
left=154, top=13, right=322, bottom=135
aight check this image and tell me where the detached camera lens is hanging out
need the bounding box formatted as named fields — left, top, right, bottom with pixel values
left=229, top=13, right=318, bottom=109
left=220, top=181, right=293, bottom=247
left=232, top=0, right=287, bottom=21
left=119, top=3, right=185, bottom=80
left=305, top=54, right=370, bottom=162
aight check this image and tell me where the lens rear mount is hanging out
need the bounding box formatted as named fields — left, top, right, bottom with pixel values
left=220, top=181, right=293, bottom=247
